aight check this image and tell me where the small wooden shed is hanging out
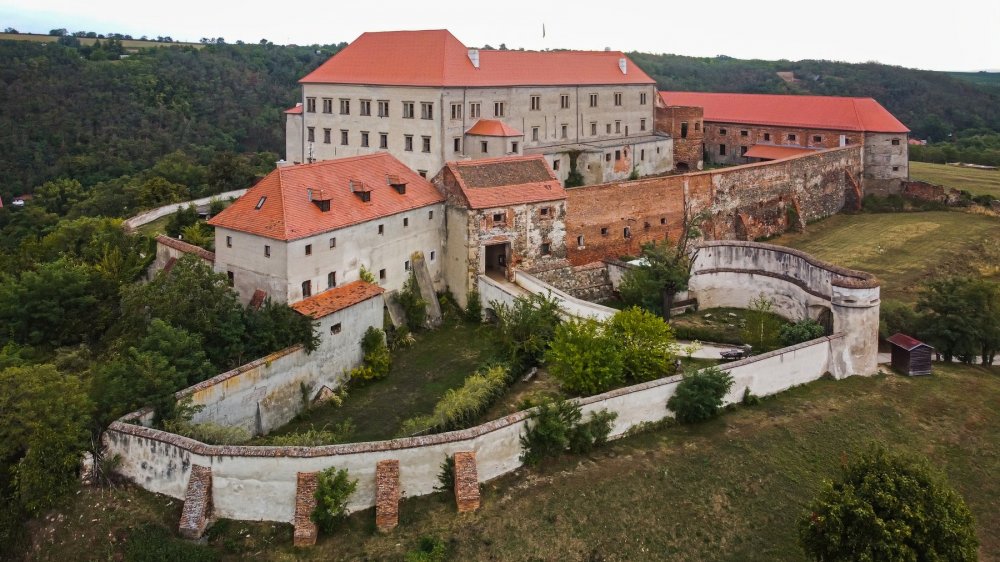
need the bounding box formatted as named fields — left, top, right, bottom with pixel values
left=887, top=333, right=934, bottom=376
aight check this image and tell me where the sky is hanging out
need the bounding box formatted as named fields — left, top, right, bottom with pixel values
left=1, top=0, right=998, bottom=72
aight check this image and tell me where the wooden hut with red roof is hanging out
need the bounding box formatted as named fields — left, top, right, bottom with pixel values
left=887, top=333, right=934, bottom=376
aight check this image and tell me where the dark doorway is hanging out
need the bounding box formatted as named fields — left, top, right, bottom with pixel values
left=676, top=162, right=690, bottom=172
left=484, top=242, right=511, bottom=281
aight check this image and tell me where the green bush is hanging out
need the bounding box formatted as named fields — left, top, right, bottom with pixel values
left=607, top=307, right=676, bottom=382
left=435, top=455, right=455, bottom=495
left=520, top=399, right=617, bottom=466
left=798, top=443, right=978, bottom=561
left=396, top=271, right=427, bottom=331
left=492, top=292, right=562, bottom=369
left=405, top=536, right=448, bottom=562
left=124, top=524, right=219, bottom=562
left=741, top=294, right=783, bottom=351
left=359, top=265, right=376, bottom=284
left=255, top=422, right=355, bottom=446
left=400, top=363, right=513, bottom=434
left=312, top=467, right=358, bottom=534
left=779, top=318, right=827, bottom=346
left=465, top=289, right=482, bottom=323
left=349, top=326, right=391, bottom=381
left=666, top=366, right=734, bottom=424
left=879, top=300, right=923, bottom=340
left=546, top=318, right=624, bottom=395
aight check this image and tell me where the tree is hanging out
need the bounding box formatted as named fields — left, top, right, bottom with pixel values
left=492, top=292, right=562, bottom=370
left=312, top=468, right=357, bottom=534
left=92, top=348, right=185, bottom=426
left=242, top=297, right=319, bottom=360
left=918, top=277, right=1000, bottom=364
left=741, top=293, right=783, bottom=351
left=546, top=318, right=624, bottom=395
left=798, top=444, right=978, bottom=562
left=164, top=205, right=200, bottom=237
left=34, top=178, right=85, bottom=216
left=779, top=318, right=826, bottom=346
left=606, top=307, right=676, bottom=381
left=136, top=319, right=214, bottom=386
left=666, top=366, right=734, bottom=424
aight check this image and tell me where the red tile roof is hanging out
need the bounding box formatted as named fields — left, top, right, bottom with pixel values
left=659, top=92, right=909, bottom=134
left=284, top=104, right=303, bottom=114
left=465, top=119, right=523, bottom=137
left=887, top=333, right=932, bottom=351
left=445, top=155, right=565, bottom=209
left=291, top=280, right=385, bottom=318
left=743, top=145, right=818, bottom=160
left=300, top=30, right=654, bottom=87
left=208, top=153, right=445, bottom=241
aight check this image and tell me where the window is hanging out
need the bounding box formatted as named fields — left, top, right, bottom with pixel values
left=329, top=237, right=336, bottom=248
left=615, top=149, right=621, bottom=161
left=788, top=133, right=797, bottom=142
left=601, top=227, right=609, bottom=236
left=305, top=244, right=312, bottom=256
left=540, top=207, right=550, bottom=217
left=306, top=97, right=316, bottom=112
left=421, top=136, right=431, bottom=153
left=454, top=137, right=461, bottom=152
left=264, top=244, right=271, bottom=257
left=740, top=130, right=748, bottom=137
left=493, top=101, right=505, bottom=117
left=891, top=138, right=900, bottom=146
left=764, top=132, right=771, bottom=141
left=560, top=94, right=569, bottom=109
left=640, top=118, right=647, bottom=132
left=813, top=135, right=822, bottom=143
left=379, top=268, right=386, bottom=281
left=380, top=133, right=388, bottom=149
left=339, top=98, right=350, bottom=114
left=450, top=103, right=462, bottom=120
left=589, top=93, right=598, bottom=107
left=340, top=130, right=348, bottom=145
left=378, top=224, right=384, bottom=235
left=360, top=99, right=371, bottom=116
left=402, top=102, right=414, bottom=119
left=511, top=141, right=519, bottom=153
left=360, top=131, right=370, bottom=147
left=577, top=235, right=585, bottom=247
left=614, top=92, right=622, bottom=106
left=481, top=140, right=488, bottom=153
left=606, top=123, right=612, bottom=134
left=561, top=124, right=568, bottom=139
left=719, top=128, right=727, bottom=135
left=605, top=153, right=612, bottom=162
left=421, top=102, right=433, bottom=119
left=323, top=128, right=331, bottom=144
left=330, top=323, right=341, bottom=334
left=719, top=144, right=727, bottom=156
left=307, top=127, right=315, bottom=142
left=255, top=196, right=267, bottom=210
left=428, top=210, right=434, bottom=220
left=378, top=100, right=389, bottom=117
left=404, top=135, right=413, bottom=152
left=590, top=122, right=597, bottom=136
left=640, top=92, right=647, bottom=105
left=530, top=95, right=541, bottom=110
left=615, top=121, right=621, bottom=133
left=469, top=102, right=481, bottom=118
left=404, top=260, right=410, bottom=271
left=492, top=212, right=504, bottom=222
left=553, top=159, right=560, bottom=171
left=623, top=227, right=631, bottom=239
left=418, top=170, right=427, bottom=178
left=302, top=280, right=311, bottom=298
left=227, top=271, right=234, bottom=286
left=660, top=217, right=666, bottom=225
left=640, top=149, right=645, bottom=161
left=403, top=217, right=409, bottom=227
left=892, top=166, right=900, bottom=172
left=226, top=235, right=232, bottom=247
left=430, top=250, right=435, bottom=261
left=740, top=146, right=748, bottom=156
left=532, top=127, right=539, bottom=141
left=322, top=98, right=332, bottom=113
left=541, top=242, right=551, bottom=255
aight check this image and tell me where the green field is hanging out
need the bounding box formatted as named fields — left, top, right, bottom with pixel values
left=28, top=363, right=1000, bottom=561
left=0, top=32, right=202, bottom=50
left=910, top=161, right=1000, bottom=199
left=771, top=211, right=1000, bottom=303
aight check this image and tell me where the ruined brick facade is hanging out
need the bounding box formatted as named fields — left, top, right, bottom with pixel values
left=656, top=103, right=704, bottom=171
left=524, top=259, right=614, bottom=301
left=702, top=122, right=864, bottom=165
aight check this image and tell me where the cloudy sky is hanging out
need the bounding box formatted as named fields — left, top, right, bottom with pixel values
left=1, top=0, right=997, bottom=72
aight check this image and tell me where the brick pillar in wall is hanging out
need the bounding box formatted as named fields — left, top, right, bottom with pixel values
left=178, top=464, right=212, bottom=540
left=453, top=451, right=480, bottom=513
left=293, top=472, right=319, bottom=547
left=375, top=459, right=400, bottom=532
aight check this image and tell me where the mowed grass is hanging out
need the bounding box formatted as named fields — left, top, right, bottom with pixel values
left=770, top=211, right=1000, bottom=302
left=262, top=320, right=497, bottom=443
left=28, top=363, right=1000, bottom=561
left=910, top=161, right=1000, bottom=199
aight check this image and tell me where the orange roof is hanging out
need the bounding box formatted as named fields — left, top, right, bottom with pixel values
left=300, top=30, right=654, bottom=87
left=466, top=119, right=523, bottom=137
left=444, top=155, right=565, bottom=209
left=284, top=104, right=303, bottom=114
left=291, top=280, right=384, bottom=319
left=659, top=92, right=909, bottom=134
left=744, top=145, right=818, bottom=160
left=208, top=153, right=445, bottom=241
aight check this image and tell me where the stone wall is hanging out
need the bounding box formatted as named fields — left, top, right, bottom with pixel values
left=656, top=104, right=704, bottom=171
left=524, top=259, right=614, bottom=302
left=702, top=122, right=864, bottom=166
left=862, top=132, right=909, bottom=195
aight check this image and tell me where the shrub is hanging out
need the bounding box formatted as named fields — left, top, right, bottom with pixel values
left=396, top=271, right=427, bottom=331
left=779, top=318, right=826, bottom=346
left=798, top=443, right=978, bottom=561
left=666, top=366, right=734, bottom=424
left=164, top=419, right=251, bottom=445
left=741, top=387, right=760, bottom=406
left=400, top=363, right=513, bottom=434
left=435, top=455, right=455, bottom=495
left=879, top=300, right=923, bottom=340
left=607, top=307, right=676, bottom=382
left=520, top=399, right=617, bottom=466
left=546, top=318, right=624, bottom=395
left=124, top=524, right=219, bottom=562
left=492, top=292, right=562, bottom=369
left=465, top=289, right=482, bottom=323
left=741, top=294, right=783, bottom=351
left=255, top=422, right=355, bottom=446
left=405, top=536, right=448, bottom=562
left=358, top=265, right=376, bottom=284
left=349, top=327, right=391, bottom=381
left=312, top=467, right=358, bottom=534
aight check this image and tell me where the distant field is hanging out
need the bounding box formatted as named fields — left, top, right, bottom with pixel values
left=946, top=71, right=1000, bottom=88
left=771, top=211, right=1000, bottom=303
left=910, top=161, right=1000, bottom=199
left=0, top=32, right=202, bottom=50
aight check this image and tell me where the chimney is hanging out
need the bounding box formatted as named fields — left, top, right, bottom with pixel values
left=468, top=48, right=480, bottom=69
left=619, top=57, right=627, bottom=75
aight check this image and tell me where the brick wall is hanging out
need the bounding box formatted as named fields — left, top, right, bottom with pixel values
left=293, top=472, right=318, bottom=547
left=656, top=104, right=704, bottom=171
left=375, top=460, right=400, bottom=532
left=702, top=122, right=864, bottom=166
left=178, top=465, right=212, bottom=540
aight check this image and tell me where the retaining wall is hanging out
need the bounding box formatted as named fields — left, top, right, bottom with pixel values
left=123, top=189, right=248, bottom=230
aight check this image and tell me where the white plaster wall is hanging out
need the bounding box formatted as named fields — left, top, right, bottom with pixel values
left=123, top=189, right=248, bottom=230
left=444, top=206, right=475, bottom=307
left=514, top=270, right=616, bottom=321
left=213, top=227, right=289, bottom=304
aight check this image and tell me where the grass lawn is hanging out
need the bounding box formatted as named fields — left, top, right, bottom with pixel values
left=669, top=307, right=788, bottom=352
left=771, top=211, right=1000, bottom=303
left=135, top=214, right=171, bottom=237
left=910, top=161, right=1000, bottom=199
left=259, top=320, right=498, bottom=444
left=29, top=363, right=1000, bottom=561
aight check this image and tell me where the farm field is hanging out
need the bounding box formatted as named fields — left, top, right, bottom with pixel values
left=910, top=161, right=1000, bottom=199
left=0, top=32, right=202, bottom=50
left=770, top=211, right=1000, bottom=303
left=27, top=363, right=1000, bottom=561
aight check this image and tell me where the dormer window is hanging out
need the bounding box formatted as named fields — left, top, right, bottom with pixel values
left=255, top=196, right=267, bottom=210
left=387, top=174, right=407, bottom=194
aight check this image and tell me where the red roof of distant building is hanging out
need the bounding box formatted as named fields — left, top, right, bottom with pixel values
left=291, top=280, right=384, bottom=318
left=300, top=30, right=654, bottom=87
left=744, top=145, right=818, bottom=160
left=444, top=155, right=565, bottom=209
left=887, top=333, right=932, bottom=351
left=466, top=119, right=523, bottom=137
left=208, top=153, right=445, bottom=241
left=284, top=104, right=303, bottom=114
left=659, top=92, right=909, bottom=134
